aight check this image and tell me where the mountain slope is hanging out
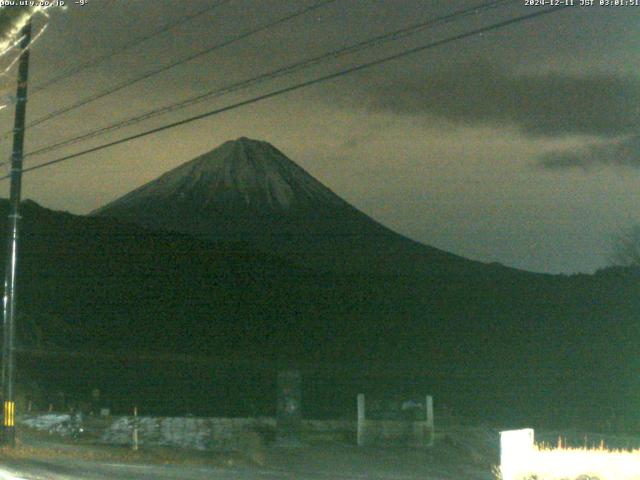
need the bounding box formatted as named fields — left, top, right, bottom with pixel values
left=1, top=199, right=638, bottom=425
left=92, top=137, right=502, bottom=275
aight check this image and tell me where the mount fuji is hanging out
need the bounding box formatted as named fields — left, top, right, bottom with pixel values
left=92, top=137, right=504, bottom=275
left=8, top=139, right=638, bottom=424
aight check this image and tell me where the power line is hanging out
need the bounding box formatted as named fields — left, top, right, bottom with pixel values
left=25, top=0, right=512, bottom=160
left=3, top=5, right=571, bottom=180
left=4, top=0, right=337, bottom=141
left=30, top=0, right=234, bottom=95
left=16, top=4, right=569, bottom=174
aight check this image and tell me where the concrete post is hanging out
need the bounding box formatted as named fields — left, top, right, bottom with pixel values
left=426, top=395, right=434, bottom=446
left=132, top=406, right=139, bottom=451
left=357, top=393, right=365, bottom=446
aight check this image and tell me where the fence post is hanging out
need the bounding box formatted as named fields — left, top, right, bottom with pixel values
left=132, top=406, right=139, bottom=451
left=426, top=395, right=434, bottom=447
left=357, top=393, right=365, bottom=447
left=276, top=370, right=302, bottom=446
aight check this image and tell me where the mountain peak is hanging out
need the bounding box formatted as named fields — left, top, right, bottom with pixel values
left=93, top=137, right=484, bottom=275
left=227, top=136, right=269, bottom=153
left=94, top=137, right=346, bottom=215
left=235, top=135, right=259, bottom=143
left=92, top=137, right=370, bottom=254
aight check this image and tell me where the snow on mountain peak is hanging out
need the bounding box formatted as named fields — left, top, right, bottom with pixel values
left=94, top=137, right=346, bottom=215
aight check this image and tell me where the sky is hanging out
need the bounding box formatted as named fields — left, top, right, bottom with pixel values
left=0, top=0, right=637, bottom=274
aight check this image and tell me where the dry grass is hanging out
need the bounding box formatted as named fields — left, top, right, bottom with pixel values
left=498, top=439, right=640, bottom=480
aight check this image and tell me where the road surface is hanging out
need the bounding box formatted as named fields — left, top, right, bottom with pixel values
left=0, top=443, right=494, bottom=479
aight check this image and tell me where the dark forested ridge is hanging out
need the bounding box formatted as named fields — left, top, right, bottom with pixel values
left=2, top=199, right=639, bottom=427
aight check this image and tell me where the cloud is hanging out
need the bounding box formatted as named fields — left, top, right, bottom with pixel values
left=538, top=135, right=640, bottom=169
left=365, top=63, right=640, bottom=138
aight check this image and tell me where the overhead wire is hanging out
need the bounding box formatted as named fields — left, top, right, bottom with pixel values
left=30, top=0, right=234, bottom=95
left=0, top=0, right=338, bottom=141
left=1, top=5, right=572, bottom=180
left=24, top=0, right=512, bottom=160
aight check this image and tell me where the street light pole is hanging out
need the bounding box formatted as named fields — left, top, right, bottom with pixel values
left=2, top=20, right=32, bottom=447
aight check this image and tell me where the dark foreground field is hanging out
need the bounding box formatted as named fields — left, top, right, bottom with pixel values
left=4, top=423, right=640, bottom=479
left=0, top=425, right=499, bottom=480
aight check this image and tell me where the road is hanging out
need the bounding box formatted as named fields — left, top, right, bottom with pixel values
left=0, top=460, right=319, bottom=480
left=0, top=460, right=490, bottom=480
left=0, top=443, right=494, bottom=479
left=0, top=423, right=500, bottom=479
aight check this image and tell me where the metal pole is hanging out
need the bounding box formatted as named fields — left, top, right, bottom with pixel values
left=2, top=20, right=32, bottom=447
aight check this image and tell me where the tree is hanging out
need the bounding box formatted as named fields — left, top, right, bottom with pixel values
left=610, top=225, right=640, bottom=267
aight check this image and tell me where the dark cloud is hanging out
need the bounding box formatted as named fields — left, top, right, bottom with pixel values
left=538, top=135, right=640, bottom=170
left=366, top=63, right=640, bottom=138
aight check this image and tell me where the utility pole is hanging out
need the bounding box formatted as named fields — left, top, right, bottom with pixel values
left=1, top=20, right=32, bottom=447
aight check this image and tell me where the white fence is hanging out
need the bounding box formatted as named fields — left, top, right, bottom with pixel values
left=356, top=394, right=434, bottom=447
